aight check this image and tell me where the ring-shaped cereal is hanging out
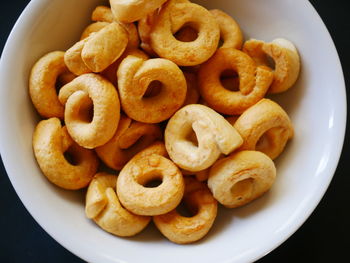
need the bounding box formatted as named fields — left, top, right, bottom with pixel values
left=150, top=0, right=220, bottom=66
left=33, top=118, right=99, bottom=190
left=80, top=21, right=110, bottom=40
left=96, top=115, right=162, bottom=170
left=243, top=38, right=300, bottom=93
left=29, top=51, right=67, bottom=119
left=210, top=9, right=243, bottom=49
left=117, top=152, right=184, bottom=216
left=233, top=98, right=294, bottom=160
left=208, top=150, right=276, bottom=208
left=153, top=177, right=217, bottom=244
left=85, top=173, right=151, bottom=237
left=110, top=0, right=167, bottom=23
left=117, top=55, right=187, bottom=123
left=198, top=48, right=274, bottom=115
left=165, top=104, right=243, bottom=172
left=64, top=37, right=92, bottom=75
left=58, top=73, right=120, bottom=149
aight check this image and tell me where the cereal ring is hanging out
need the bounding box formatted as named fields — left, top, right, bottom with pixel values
left=150, top=0, right=220, bottom=66
left=208, top=150, right=276, bottom=208
left=117, top=153, right=185, bottom=216
left=243, top=38, right=300, bottom=93
left=96, top=115, right=162, bottom=170
left=117, top=55, right=187, bottom=123
left=91, top=6, right=115, bottom=22
left=64, top=37, right=92, bottom=75
left=182, top=72, right=200, bottom=106
left=198, top=48, right=274, bottom=115
left=33, top=118, right=99, bottom=190
left=80, top=21, right=109, bottom=40
left=58, top=73, right=120, bottom=149
left=233, top=98, right=294, bottom=160
left=110, top=0, right=167, bottom=23
left=86, top=173, right=151, bottom=237
left=165, top=104, right=243, bottom=172
left=29, top=51, right=67, bottom=119
left=210, top=9, right=243, bottom=49
left=153, top=177, right=217, bottom=244
left=133, top=141, right=168, bottom=160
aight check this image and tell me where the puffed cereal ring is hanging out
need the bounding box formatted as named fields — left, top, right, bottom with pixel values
left=58, top=73, right=120, bottom=149
left=86, top=173, right=151, bottom=236
left=208, top=150, right=276, bottom=208
left=165, top=104, right=243, bottom=172
left=150, top=0, right=220, bottom=66
left=117, top=152, right=185, bottom=216
left=96, top=115, right=162, bottom=170
left=29, top=51, right=67, bottom=119
left=154, top=177, right=217, bottom=244
left=80, top=21, right=109, bottom=40
left=233, top=98, right=294, bottom=160
left=210, top=9, right=243, bottom=49
left=64, top=37, right=93, bottom=75
left=110, top=0, right=167, bottom=23
left=243, top=38, right=300, bottom=93
left=117, top=55, right=187, bottom=123
left=33, top=118, right=99, bottom=190
left=198, top=48, right=274, bottom=115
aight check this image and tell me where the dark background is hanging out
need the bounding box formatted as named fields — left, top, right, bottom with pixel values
left=0, top=0, right=349, bottom=262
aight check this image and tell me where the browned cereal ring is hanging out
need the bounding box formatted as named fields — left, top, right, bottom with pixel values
left=117, top=152, right=185, bottom=216
left=33, top=118, right=99, bottom=190
left=243, top=38, right=300, bottom=93
left=29, top=51, right=67, bottom=119
left=233, top=98, right=294, bottom=160
left=165, top=104, right=243, bottom=172
left=80, top=21, right=109, bottom=40
left=153, top=177, right=217, bottom=244
left=117, top=55, right=187, bottom=123
left=150, top=0, right=220, bottom=66
left=208, top=150, right=276, bottom=208
left=58, top=73, right=120, bottom=149
left=198, top=48, right=274, bottom=115
left=96, top=115, right=162, bottom=170
left=210, top=9, right=243, bottom=49
left=110, top=0, right=167, bottom=23
left=86, top=173, right=151, bottom=237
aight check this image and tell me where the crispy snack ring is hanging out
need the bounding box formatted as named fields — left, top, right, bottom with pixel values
left=96, top=115, right=162, bottom=170
left=150, top=0, right=220, bottom=66
left=153, top=177, right=217, bottom=244
left=86, top=173, right=151, bottom=236
left=33, top=118, right=99, bottom=190
left=208, top=150, right=276, bottom=208
left=117, top=55, right=187, bottom=123
left=29, top=51, right=67, bottom=119
left=165, top=104, right=243, bottom=172
left=234, top=98, right=294, bottom=160
left=198, top=48, right=274, bottom=115
left=110, top=0, right=167, bottom=23
left=243, top=38, right=300, bottom=93
left=210, top=9, right=243, bottom=49
left=117, top=149, right=185, bottom=216
left=58, top=73, right=120, bottom=149
left=80, top=21, right=109, bottom=40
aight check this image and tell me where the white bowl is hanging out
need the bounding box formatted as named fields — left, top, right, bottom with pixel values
left=0, top=0, right=346, bottom=262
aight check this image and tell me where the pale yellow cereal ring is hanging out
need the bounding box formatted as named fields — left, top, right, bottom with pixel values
left=233, top=98, right=294, bottom=160
left=110, top=0, right=167, bottom=23
left=153, top=177, right=217, bottom=244
left=117, top=55, right=187, bottom=123
left=243, top=38, right=300, bottom=93
left=80, top=21, right=109, bottom=40
left=210, top=9, right=243, bottom=49
left=198, top=48, right=274, bottom=115
left=96, top=115, right=162, bottom=170
left=117, top=152, right=185, bottom=216
left=58, top=73, right=120, bottom=149
left=86, top=173, right=151, bottom=237
left=29, top=51, right=67, bottom=119
left=150, top=0, right=220, bottom=66
left=165, top=104, right=243, bottom=172
left=33, top=118, right=99, bottom=190
left=208, top=150, right=276, bottom=208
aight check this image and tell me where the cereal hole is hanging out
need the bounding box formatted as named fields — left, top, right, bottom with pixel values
left=143, top=80, right=163, bottom=98
left=231, top=178, right=254, bottom=200
left=220, top=69, right=240, bottom=91
left=175, top=25, right=198, bottom=42
left=176, top=200, right=198, bottom=217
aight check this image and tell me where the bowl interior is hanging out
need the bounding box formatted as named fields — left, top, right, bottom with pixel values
left=0, top=0, right=346, bottom=262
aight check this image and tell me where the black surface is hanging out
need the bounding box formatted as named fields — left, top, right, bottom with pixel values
left=0, top=1, right=349, bottom=262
